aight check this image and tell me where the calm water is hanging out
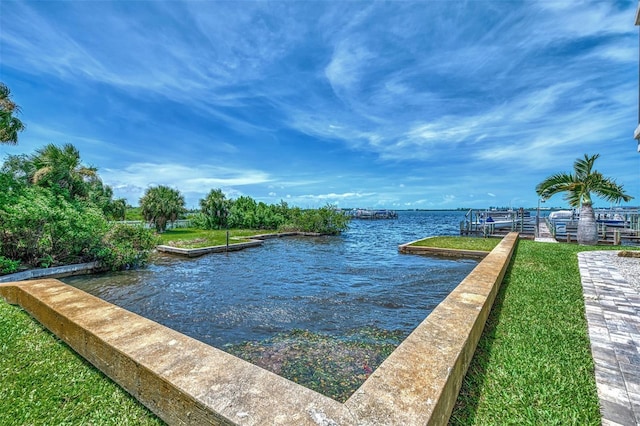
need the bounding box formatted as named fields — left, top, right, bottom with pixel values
left=63, top=211, right=477, bottom=347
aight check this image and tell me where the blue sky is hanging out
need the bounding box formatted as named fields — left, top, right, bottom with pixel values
left=1, top=0, right=639, bottom=209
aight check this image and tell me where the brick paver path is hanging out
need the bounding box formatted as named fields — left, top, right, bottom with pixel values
left=578, top=251, right=640, bottom=426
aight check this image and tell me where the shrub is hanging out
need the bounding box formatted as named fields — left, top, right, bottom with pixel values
left=98, top=224, right=159, bottom=270
left=0, top=256, right=19, bottom=275
left=0, top=187, right=108, bottom=267
left=283, top=204, right=350, bottom=235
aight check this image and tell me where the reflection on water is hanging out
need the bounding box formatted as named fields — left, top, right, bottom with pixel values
left=63, top=211, right=478, bottom=347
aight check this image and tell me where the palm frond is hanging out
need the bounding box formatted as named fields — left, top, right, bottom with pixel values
left=590, top=174, right=634, bottom=204
left=535, top=172, right=576, bottom=201
left=573, top=154, right=599, bottom=181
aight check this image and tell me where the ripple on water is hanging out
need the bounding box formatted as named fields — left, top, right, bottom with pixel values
left=63, top=211, right=477, bottom=347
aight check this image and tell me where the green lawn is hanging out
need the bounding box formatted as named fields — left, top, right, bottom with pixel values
left=410, top=236, right=501, bottom=251
left=449, top=239, right=630, bottom=425
left=158, top=228, right=275, bottom=248
left=1, top=236, right=633, bottom=424
left=0, top=301, right=163, bottom=425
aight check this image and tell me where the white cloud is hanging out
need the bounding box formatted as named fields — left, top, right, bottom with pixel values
left=325, top=40, right=374, bottom=97
left=101, top=163, right=271, bottom=204
left=298, top=192, right=375, bottom=200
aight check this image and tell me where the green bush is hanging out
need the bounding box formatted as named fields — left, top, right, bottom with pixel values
left=0, top=187, right=108, bottom=267
left=282, top=204, right=350, bottom=235
left=98, top=224, right=159, bottom=270
left=0, top=256, right=19, bottom=275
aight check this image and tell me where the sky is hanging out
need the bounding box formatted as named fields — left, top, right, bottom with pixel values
left=1, top=0, right=640, bottom=210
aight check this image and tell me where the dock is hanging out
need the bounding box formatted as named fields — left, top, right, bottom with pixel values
left=461, top=208, right=640, bottom=245
left=460, top=209, right=536, bottom=239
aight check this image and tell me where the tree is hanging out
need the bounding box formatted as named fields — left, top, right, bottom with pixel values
left=199, top=188, right=230, bottom=229
left=140, top=185, right=186, bottom=232
left=0, top=83, right=25, bottom=145
left=536, top=154, right=633, bottom=245
left=228, top=195, right=258, bottom=228
left=31, top=143, right=98, bottom=200
left=1, top=154, right=34, bottom=185
left=109, top=198, right=128, bottom=221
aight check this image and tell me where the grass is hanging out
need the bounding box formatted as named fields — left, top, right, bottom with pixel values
left=157, top=228, right=275, bottom=248
left=410, top=235, right=502, bottom=251
left=0, top=300, right=163, bottom=425
left=449, top=239, right=632, bottom=425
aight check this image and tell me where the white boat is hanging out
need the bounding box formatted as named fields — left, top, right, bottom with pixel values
left=478, top=210, right=523, bottom=229
left=548, top=210, right=574, bottom=221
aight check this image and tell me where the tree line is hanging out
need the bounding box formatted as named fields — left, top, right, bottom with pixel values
left=139, top=186, right=350, bottom=235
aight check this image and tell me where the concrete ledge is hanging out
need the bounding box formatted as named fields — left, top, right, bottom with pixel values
left=0, top=232, right=519, bottom=425
left=348, top=232, right=517, bottom=424
left=0, top=261, right=105, bottom=283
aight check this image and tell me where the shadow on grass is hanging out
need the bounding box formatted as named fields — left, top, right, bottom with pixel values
left=448, top=244, right=519, bottom=425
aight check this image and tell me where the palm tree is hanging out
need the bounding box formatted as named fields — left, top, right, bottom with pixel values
left=0, top=83, right=25, bottom=145
left=140, top=185, right=186, bottom=232
left=536, top=154, right=633, bottom=245
left=109, top=198, right=128, bottom=221
left=199, top=188, right=230, bottom=229
left=31, top=143, right=98, bottom=199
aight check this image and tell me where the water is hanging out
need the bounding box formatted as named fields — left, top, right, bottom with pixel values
left=63, top=210, right=477, bottom=347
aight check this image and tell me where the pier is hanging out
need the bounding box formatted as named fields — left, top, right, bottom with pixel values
left=462, top=208, right=640, bottom=245
left=460, top=209, right=536, bottom=239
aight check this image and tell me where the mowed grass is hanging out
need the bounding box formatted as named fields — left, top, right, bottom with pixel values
left=450, top=239, right=632, bottom=425
left=0, top=301, right=163, bottom=425
left=157, top=228, right=275, bottom=248
left=411, top=235, right=502, bottom=252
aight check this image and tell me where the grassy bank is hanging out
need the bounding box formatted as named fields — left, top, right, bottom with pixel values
left=157, top=228, right=274, bottom=248
left=450, top=239, right=623, bottom=425
left=0, top=301, right=162, bottom=425
left=410, top=236, right=501, bottom=251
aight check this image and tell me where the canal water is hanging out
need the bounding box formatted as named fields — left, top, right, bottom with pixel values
left=63, top=210, right=478, bottom=348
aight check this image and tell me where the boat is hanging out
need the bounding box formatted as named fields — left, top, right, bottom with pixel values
left=347, top=209, right=398, bottom=220
left=548, top=209, right=634, bottom=228
left=477, top=210, right=527, bottom=229
left=548, top=210, right=574, bottom=222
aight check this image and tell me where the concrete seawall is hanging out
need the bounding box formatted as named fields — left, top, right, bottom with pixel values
left=0, top=261, right=104, bottom=283
left=0, top=232, right=518, bottom=425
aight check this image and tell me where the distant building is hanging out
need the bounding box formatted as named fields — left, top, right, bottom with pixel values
left=635, top=3, right=640, bottom=152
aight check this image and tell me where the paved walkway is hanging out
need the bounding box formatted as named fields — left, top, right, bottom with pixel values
left=578, top=251, right=640, bottom=426
left=535, top=220, right=558, bottom=243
